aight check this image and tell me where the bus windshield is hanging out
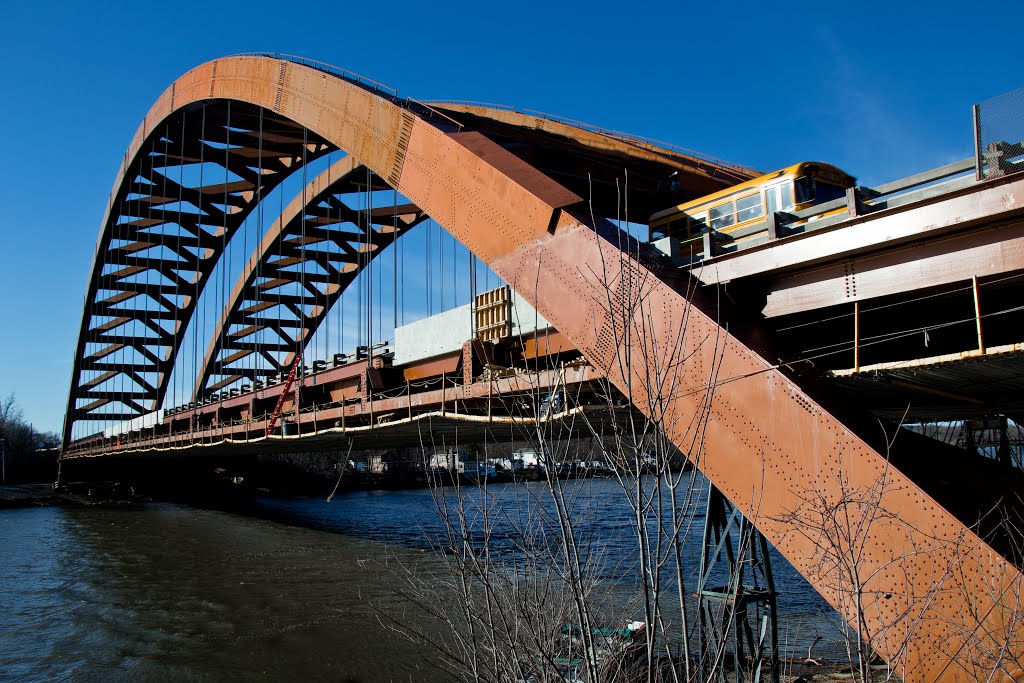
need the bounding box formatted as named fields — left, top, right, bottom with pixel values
left=795, top=177, right=848, bottom=205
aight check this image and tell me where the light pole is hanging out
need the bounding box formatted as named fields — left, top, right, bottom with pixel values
left=1, top=437, right=6, bottom=485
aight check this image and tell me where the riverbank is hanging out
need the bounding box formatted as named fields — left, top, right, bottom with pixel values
left=0, top=483, right=63, bottom=508
left=0, top=482, right=146, bottom=509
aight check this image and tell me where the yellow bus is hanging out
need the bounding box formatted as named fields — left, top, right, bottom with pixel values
left=648, top=162, right=855, bottom=260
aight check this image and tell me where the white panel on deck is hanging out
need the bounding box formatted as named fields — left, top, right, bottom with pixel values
left=103, top=409, right=164, bottom=438
left=393, top=290, right=551, bottom=365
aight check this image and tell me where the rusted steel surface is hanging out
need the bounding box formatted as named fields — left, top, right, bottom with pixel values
left=400, top=352, right=461, bottom=381
left=521, top=330, right=575, bottom=359
left=432, top=102, right=758, bottom=187
left=400, top=84, right=1024, bottom=680
left=63, top=56, right=1024, bottom=680
left=760, top=213, right=1024, bottom=317
left=68, top=362, right=605, bottom=455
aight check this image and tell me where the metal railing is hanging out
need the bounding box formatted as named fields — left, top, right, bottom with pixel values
left=230, top=52, right=464, bottom=130
left=232, top=51, right=399, bottom=98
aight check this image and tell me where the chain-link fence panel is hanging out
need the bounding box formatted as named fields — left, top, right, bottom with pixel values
left=975, top=88, right=1024, bottom=178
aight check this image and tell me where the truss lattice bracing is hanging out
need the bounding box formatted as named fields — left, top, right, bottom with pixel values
left=66, top=101, right=332, bottom=430
left=195, top=155, right=426, bottom=396
left=64, top=55, right=1024, bottom=681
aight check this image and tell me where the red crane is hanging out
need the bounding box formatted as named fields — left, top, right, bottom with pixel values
left=265, top=355, right=301, bottom=437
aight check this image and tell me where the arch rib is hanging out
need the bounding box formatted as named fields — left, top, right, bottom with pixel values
left=194, top=155, right=426, bottom=398
left=65, top=99, right=333, bottom=439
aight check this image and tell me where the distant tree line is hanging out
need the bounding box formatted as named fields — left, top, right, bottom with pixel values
left=0, top=393, right=60, bottom=484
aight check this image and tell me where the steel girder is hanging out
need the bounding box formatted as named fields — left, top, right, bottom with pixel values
left=64, top=56, right=1024, bottom=680
left=194, top=155, right=426, bottom=396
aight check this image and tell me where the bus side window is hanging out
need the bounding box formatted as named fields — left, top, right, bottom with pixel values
left=766, top=182, right=795, bottom=214
left=688, top=212, right=708, bottom=235
left=780, top=182, right=794, bottom=211
left=650, top=219, right=674, bottom=241
left=709, top=202, right=734, bottom=231
left=795, top=176, right=815, bottom=205
left=766, top=186, right=779, bottom=216
left=735, top=193, right=763, bottom=223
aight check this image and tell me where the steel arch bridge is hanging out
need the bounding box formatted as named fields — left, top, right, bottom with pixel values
left=63, top=54, right=1024, bottom=681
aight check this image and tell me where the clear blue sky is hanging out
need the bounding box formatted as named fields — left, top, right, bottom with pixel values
left=1, top=0, right=1021, bottom=434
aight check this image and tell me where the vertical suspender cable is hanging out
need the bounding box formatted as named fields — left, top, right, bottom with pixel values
left=135, top=124, right=156, bottom=429
left=440, top=223, right=444, bottom=312
left=119, top=122, right=139, bottom=439
left=219, top=101, right=231, bottom=408
left=300, top=127, right=308, bottom=371
left=253, top=106, right=264, bottom=394
left=240, top=119, right=249, bottom=393
left=400, top=209, right=405, bottom=326
left=344, top=179, right=348, bottom=360
left=108, top=141, right=122, bottom=441
left=110, top=126, right=131, bottom=440
left=193, top=105, right=205, bottom=406
left=426, top=219, right=432, bottom=316
left=376, top=182, right=382, bottom=345
left=470, top=252, right=477, bottom=339
left=339, top=168, right=347, bottom=360
left=366, top=167, right=373, bottom=352
left=151, top=123, right=168, bottom=420
left=367, top=168, right=372, bottom=350
left=325, top=152, right=332, bottom=367
left=375, top=174, right=381, bottom=346
left=393, top=187, right=398, bottom=333
left=173, top=112, right=186, bottom=414
left=276, top=157, right=285, bottom=380
left=357, top=175, right=363, bottom=349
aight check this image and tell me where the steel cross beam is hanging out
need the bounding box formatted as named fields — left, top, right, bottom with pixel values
left=64, top=55, right=1024, bottom=680
left=64, top=104, right=333, bottom=439
left=194, top=154, right=426, bottom=397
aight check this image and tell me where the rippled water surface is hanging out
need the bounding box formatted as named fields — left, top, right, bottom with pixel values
left=0, top=502, right=448, bottom=682
left=1, top=477, right=845, bottom=681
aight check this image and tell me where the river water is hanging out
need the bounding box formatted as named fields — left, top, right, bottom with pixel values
left=0, top=477, right=846, bottom=681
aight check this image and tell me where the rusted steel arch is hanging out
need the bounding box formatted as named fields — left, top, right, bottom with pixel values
left=66, top=55, right=1024, bottom=679
left=195, top=155, right=426, bottom=396
left=64, top=100, right=334, bottom=440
